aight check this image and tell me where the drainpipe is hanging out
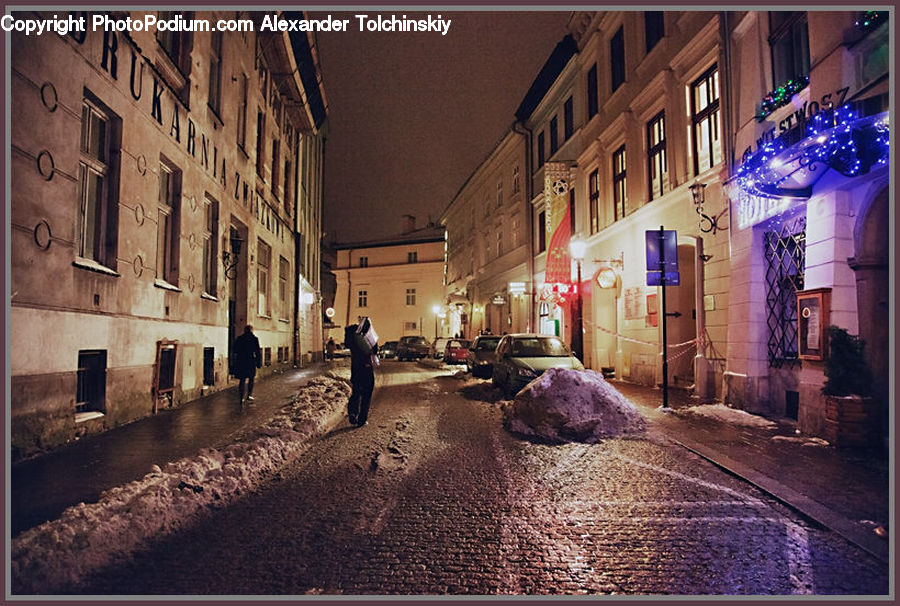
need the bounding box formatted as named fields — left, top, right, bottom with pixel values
left=513, top=120, right=535, bottom=332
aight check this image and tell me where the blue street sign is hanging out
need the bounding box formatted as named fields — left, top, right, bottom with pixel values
left=646, top=271, right=681, bottom=286
left=645, top=229, right=679, bottom=273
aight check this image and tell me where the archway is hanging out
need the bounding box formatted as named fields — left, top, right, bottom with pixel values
left=851, top=186, right=889, bottom=442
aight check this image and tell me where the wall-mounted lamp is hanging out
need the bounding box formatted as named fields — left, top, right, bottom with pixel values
left=689, top=181, right=707, bottom=206
left=690, top=181, right=728, bottom=235
left=223, top=227, right=244, bottom=280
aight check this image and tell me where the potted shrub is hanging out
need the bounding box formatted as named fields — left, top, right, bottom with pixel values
left=822, top=326, right=875, bottom=448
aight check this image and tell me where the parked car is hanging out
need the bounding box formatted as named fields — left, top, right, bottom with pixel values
left=430, top=338, right=450, bottom=359
left=397, top=335, right=430, bottom=361
left=466, top=335, right=501, bottom=378
left=491, top=333, right=584, bottom=397
left=443, top=339, right=471, bottom=364
left=380, top=341, right=398, bottom=359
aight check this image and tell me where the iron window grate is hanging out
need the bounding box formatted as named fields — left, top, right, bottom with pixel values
left=764, top=215, right=806, bottom=368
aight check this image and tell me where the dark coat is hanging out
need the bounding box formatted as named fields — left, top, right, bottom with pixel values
left=233, top=331, right=262, bottom=379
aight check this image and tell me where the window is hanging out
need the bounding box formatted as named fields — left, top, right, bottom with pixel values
left=407, top=251, right=418, bottom=264
left=156, top=12, right=193, bottom=103
left=257, top=239, right=271, bottom=316
left=256, top=110, right=266, bottom=176
left=496, top=179, right=503, bottom=208
left=647, top=111, right=667, bottom=200
left=497, top=229, right=504, bottom=257
left=538, top=210, right=547, bottom=253
left=765, top=215, right=806, bottom=368
left=610, top=26, right=625, bottom=93
left=264, top=347, right=272, bottom=367
left=202, top=194, right=218, bottom=296
left=279, top=256, right=289, bottom=316
left=769, top=12, right=809, bottom=87
left=612, top=145, right=627, bottom=220
left=564, top=97, right=574, bottom=140
left=157, top=159, right=182, bottom=285
left=358, top=289, right=368, bottom=308
left=588, top=169, right=600, bottom=234
left=76, top=350, right=107, bottom=415
left=404, top=321, right=417, bottom=331
left=203, top=347, right=215, bottom=386
left=271, top=138, right=281, bottom=197
left=359, top=256, right=369, bottom=268
left=283, top=155, right=292, bottom=214
left=237, top=74, right=248, bottom=149
left=406, top=288, right=416, bottom=306
left=549, top=116, right=559, bottom=154
left=645, top=11, right=664, bottom=53
left=512, top=165, right=520, bottom=194
left=587, top=64, right=598, bottom=118
left=154, top=341, right=177, bottom=408
left=537, top=131, right=545, bottom=167
left=77, top=96, right=120, bottom=267
left=208, top=30, right=223, bottom=115
left=691, top=65, right=722, bottom=175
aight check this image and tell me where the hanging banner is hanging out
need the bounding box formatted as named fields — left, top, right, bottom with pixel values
left=544, top=163, right=572, bottom=285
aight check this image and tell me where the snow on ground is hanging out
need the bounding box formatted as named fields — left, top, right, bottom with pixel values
left=504, top=368, right=646, bottom=443
left=10, top=375, right=351, bottom=595
left=675, top=403, right=777, bottom=429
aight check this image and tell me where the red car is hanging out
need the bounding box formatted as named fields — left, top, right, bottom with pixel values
left=443, top=339, right=471, bottom=364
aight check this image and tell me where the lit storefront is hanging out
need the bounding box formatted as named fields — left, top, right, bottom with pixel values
left=724, top=55, right=889, bottom=444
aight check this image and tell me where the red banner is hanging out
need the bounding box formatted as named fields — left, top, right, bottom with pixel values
left=544, top=203, right=571, bottom=285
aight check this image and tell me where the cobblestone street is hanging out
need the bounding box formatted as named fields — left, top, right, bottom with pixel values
left=74, top=363, right=888, bottom=596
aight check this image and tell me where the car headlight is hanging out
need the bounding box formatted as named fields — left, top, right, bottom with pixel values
left=516, top=367, right=537, bottom=378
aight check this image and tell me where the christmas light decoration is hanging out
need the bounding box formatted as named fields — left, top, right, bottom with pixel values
left=735, top=104, right=889, bottom=199
left=855, top=11, right=887, bottom=32
left=756, top=76, right=810, bottom=122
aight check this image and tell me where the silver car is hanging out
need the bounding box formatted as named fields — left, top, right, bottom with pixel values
left=491, top=333, right=584, bottom=397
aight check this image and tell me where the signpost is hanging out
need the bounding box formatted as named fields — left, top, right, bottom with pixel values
left=646, top=227, right=679, bottom=409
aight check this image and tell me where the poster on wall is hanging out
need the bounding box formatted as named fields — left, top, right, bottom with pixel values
left=624, top=287, right=645, bottom=321
left=798, top=288, right=831, bottom=360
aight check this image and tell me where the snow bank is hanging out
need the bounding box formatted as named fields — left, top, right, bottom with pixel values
left=676, top=403, right=777, bottom=428
left=504, top=368, right=646, bottom=443
left=11, top=376, right=351, bottom=595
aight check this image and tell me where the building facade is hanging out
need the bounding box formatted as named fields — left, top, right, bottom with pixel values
left=722, top=11, right=890, bottom=440
left=329, top=217, right=446, bottom=345
left=441, top=128, right=531, bottom=339
left=9, top=11, right=327, bottom=458
left=441, top=10, right=890, bottom=445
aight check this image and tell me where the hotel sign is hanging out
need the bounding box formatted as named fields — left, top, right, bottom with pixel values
left=734, top=187, right=800, bottom=230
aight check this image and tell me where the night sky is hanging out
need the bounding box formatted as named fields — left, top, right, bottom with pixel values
left=309, top=10, right=571, bottom=244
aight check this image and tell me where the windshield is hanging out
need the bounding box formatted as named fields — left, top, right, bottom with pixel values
left=476, top=338, right=500, bottom=351
left=509, top=337, right=570, bottom=357
left=403, top=337, right=426, bottom=345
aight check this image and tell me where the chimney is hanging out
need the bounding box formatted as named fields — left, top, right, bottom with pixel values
left=401, top=214, right=416, bottom=234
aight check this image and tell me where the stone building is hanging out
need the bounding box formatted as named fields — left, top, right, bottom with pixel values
left=9, top=10, right=327, bottom=458
left=441, top=128, right=531, bottom=338
left=443, top=10, right=890, bottom=446
left=721, top=11, right=889, bottom=441
left=486, top=13, right=729, bottom=399
left=329, top=217, right=446, bottom=345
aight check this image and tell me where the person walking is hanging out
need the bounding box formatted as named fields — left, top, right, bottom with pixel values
left=345, top=321, right=377, bottom=427
left=326, top=337, right=336, bottom=362
left=233, top=325, right=262, bottom=403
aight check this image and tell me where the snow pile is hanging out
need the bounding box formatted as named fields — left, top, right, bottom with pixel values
left=10, top=376, right=351, bottom=595
left=504, top=368, right=646, bottom=443
left=676, top=403, right=776, bottom=428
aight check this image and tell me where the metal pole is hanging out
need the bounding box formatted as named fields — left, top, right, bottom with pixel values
left=575, top=259, right=584, bottom=361
left=659, top=226, right=669, bottom=409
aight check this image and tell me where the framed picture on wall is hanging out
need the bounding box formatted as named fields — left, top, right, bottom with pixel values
left=797, top=288, right=831, bottom=360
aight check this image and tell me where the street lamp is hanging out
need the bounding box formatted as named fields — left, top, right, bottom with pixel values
left=432, top=304, right=441, bottom=341
left=569, top=236, right=586, bottom=362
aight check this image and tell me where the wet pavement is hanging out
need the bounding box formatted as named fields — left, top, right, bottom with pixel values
left=9, top=363, right=891, bottom=567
